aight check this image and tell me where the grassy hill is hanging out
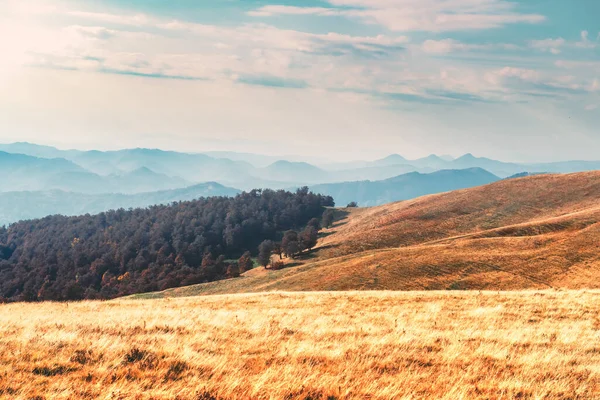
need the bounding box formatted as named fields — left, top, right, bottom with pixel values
left=3, top=291, right=600, bottom=399
left=136, top=171, right=600, bottom=298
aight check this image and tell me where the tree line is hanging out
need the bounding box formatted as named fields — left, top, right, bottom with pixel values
left=0, top=188, right=334, bottom=302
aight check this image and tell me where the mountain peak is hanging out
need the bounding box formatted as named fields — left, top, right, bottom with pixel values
left=379, top=154, right=406, bottom=162
left=458, top=153, right=477, bottom=160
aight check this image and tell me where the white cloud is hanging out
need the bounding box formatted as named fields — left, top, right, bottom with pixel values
left=496, top=67, right=539, bottom=81
left=66, top=11, right=153, bottom=27
left=249, top=0, right=545, bottom=32
left=421, top=39, right=518, bottom=54
left=1, top=0, right=596, bottom=116
left=529, top=38, right=565, bottom=54
left=575, top=30, right=597, bottom=49
left=422, top=39, right=475, bottom=53
left=248, top=6, right=339, bottom=17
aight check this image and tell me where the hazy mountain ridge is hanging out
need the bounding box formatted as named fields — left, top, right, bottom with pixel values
left=0, top=183, right=241, bottom=226
left=4, top=142, right=600, bottom=189
left=309, top=168, right=500, bottom=206
left=3, top=142, right=600, bottom=224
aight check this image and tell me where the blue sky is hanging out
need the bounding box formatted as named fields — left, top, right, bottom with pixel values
left=0, top=0, right=598, bottom=161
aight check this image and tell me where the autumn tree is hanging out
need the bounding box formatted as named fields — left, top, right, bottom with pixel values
left=282, top=230, right=302, bottom=258
left=237, top=251, right=253, bottom=274
left=300, top=226, right=318, bottom=251
left=226, top=263, right=240, bottom=278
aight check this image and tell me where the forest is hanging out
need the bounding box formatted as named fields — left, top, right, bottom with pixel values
left=0, top=188, right=334, bottom=301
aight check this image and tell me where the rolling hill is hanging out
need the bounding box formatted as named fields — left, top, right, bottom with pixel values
left=309, top=167, right=499, bottom=206
left=141, top=171, right=600, bottom=298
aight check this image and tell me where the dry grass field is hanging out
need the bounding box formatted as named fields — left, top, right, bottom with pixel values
left=2, top=290, right=600, bottom=399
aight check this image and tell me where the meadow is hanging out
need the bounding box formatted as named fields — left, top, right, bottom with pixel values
left=2, top=290, right=600, bottom=399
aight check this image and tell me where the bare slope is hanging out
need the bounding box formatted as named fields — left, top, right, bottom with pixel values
left=138, top=171, right=600, bottom=297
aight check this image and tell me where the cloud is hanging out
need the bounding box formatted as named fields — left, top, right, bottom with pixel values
left=248, top=6, right=339, bottom=17
left=495, top=67, right=539, bottom=81
left=2, top=0, right=594, bottom=112
left=555, top=60, right=600, bottom=72
left=66, top=10, right=153, bottom=27
left=248, top=0, right=545, bottom=32
left=64, top=25, right=117, bottom=40
left=575, top=30, right=597, bottom=49
left=529, top=38, right=565, bottom=54
left=421, top=39, right=518, bottom=54
left=529, top=31, right=598, bottom=53
left=484, top=66, right=599, bottom=99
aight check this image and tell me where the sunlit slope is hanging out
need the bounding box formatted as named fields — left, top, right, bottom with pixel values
left=4, top=291, right=600, bottom=399
left=138, top=172, right=600, bottom=297
left=318, top=171, right=600, bottom=257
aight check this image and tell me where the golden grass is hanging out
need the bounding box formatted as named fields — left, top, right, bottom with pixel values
left=3, top=291, right=600, bottom=399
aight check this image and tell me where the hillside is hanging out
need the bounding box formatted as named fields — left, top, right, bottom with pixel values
left=3, top=290, right=599, bottom=399
left=0, top=183, right=240, bottom=226
left=0, top=189, right=333, bottom=301
left=309, top=168, right=499, bottom=206
left=143, top=171, right=600, bottom=297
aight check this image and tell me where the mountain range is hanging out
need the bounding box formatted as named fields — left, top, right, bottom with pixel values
left=309, top=168, right=499, bottom=207
left=2, top=141, right=600, bottom=226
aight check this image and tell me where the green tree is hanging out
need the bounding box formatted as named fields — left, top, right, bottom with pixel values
left=258, top=240, right=275, bottom=268
left=322, top=209, right=334, bottom=228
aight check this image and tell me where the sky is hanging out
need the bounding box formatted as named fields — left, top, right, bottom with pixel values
left=0, top=0, right=598, bottom=162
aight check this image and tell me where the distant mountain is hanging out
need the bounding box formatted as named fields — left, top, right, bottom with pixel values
left=329, top=164, right=423, bottom=182
left=504, top=172, right=548, bottom=180
left=322, top=153, right=450, bottom=172
left=4, top=143, right=600, bottom=191
left=69, top=148, right=255, bottom=183
left=106, top=167, right=191, bottom=193
left=310, top=168, right=499, bottom=207
left=409, top=154, right=452, bottom=169
left=526, top=161, right=600, bottom=174
left=0, top=142, right=83, bottom=159
left=0, top=182, right=241, bottom=226
left=449, top=153, right=524, bottom=177
left=261, top=160, right=328, bottom=184
left=0, top=151, right=192, bottom=194
left=0, top=151, right=86, bottom=192
left=371, top=154, right=407, bottom=167
left=0, top=143, right=254, bottom=182
left=201, top=151, right=329, bottom=168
